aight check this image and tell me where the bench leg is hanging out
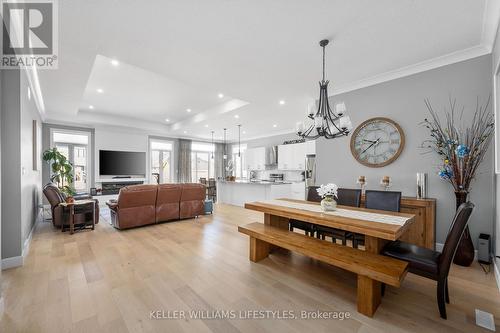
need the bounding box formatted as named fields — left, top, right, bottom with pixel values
left=249, top=237, right=270, bottom=262
left=357, top=275, right=381, bottom=317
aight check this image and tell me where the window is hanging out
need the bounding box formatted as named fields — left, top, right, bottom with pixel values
left=191, top=142, right=215, bottom=182
left=50, top=129, right=91, bottom=192
left=232, top=144, right=247, bottom=179
left=150, top=139, right=174, bottom=184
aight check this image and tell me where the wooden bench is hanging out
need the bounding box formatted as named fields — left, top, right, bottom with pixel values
left=238, top=222, right=408, bottom=317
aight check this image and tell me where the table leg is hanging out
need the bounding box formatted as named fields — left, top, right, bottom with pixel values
left=364, top=235, right=388, bottom=254
left=69, top=205, right=75, bottom=235
left=264, top=214, right=289, bottom=252
left=264, top=213, right=289, bottom=229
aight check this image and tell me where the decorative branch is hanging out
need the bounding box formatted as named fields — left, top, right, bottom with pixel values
left=420, top=97, right=493, bottom=192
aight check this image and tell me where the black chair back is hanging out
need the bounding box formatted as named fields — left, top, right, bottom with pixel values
left=438, top=202, right=474, bottom=278
left=337, top=188, right=361, bottom=207
left=307, top=186, right=322, bottom=202
left=365, top=190, right=401, bottom=212
left=199, top=178, right=207, bottom=185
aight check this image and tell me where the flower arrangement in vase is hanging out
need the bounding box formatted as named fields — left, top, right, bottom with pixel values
left=421, top=97, right=493, bottom=266
left=317, top=183, right=338, bottom=211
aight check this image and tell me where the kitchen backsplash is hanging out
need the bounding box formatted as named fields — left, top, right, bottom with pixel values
left=252, top=169, right=304, bottom=182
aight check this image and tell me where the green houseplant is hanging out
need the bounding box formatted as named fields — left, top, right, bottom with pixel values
left=43, top=147, right=76, bottom=201
left=421, top=97, right=493, bottom=266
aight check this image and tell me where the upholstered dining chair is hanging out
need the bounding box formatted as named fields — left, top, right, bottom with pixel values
left=352, top=190, right=402, bottom=249
left=382, top=202, right=474, bottom=319
left=289, top=186, right=320, bottom=236
left=315, top=188, right=361, bottom=245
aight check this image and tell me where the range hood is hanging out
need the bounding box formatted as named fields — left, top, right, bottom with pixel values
left=265, top=146, right=278, bottom=165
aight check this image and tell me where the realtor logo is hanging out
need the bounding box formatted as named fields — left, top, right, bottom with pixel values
left=1, top=0, right=58, bottom=69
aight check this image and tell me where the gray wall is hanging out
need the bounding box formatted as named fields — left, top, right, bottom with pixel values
left=493, top=23, right=500, bottom=261
left=1, top=69, right=43, bottom=261
left=316, top=55, right=493, bottom=245
left=20, top=73, right=42, bottom=245
left=1, top=69, right=22, bottom=259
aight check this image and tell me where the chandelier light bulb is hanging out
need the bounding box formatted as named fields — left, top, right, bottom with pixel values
left=308, top=102, right=316, bottom=116
left=335, top=102, right=346, bottom=116
left=296, top=121, right=305, bottom=134
left=314, top=115, right=323, bottom=128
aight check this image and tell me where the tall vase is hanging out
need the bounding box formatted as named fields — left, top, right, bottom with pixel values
left=452, top=191, right=474, bottom=266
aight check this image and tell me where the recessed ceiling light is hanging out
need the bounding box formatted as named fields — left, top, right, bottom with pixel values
left=279, top=100, right=285, bottom=105
left=273, top=124, right=277, bottom=128
left=218, top=93, right=224, bottom=98
left=111, top=59, right=119, bottom=66
left=204, top=124, right=209, bottom=128
left=96, top=88, right=104, bottom=93
left=243, top=131, right=246, bottom=134
left=89, top=105, right=94, bottom=109
left=186, top=108, right=192, bottom=112
left=234, top=115, right=239, bottom=119
left=183, top=131, right=187, bottom=134
left=165, top=118, right=170, bottom=122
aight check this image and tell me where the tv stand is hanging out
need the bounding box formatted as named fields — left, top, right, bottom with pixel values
left=112, top=176, right=132, bottom=179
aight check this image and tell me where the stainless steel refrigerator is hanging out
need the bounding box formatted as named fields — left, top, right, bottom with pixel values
left=304, top=154, right=316, bottom=199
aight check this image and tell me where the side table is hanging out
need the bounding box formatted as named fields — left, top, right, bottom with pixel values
left=59, top=199, right=96, bottom=234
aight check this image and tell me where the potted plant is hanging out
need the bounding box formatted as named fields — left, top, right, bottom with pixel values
left=317, top=183, right=339, bottom=211
left=42, top=147, right=76, bottom=202
left=421, top=97, right=493, bottom=266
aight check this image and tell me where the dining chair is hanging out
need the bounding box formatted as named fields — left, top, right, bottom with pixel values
left=353, top=190, right=402, bottom=249
left=382, top=202, right=474, bottom=319
left=315, top=188, right=361, bottom=245
left=289, top=186, right=320, bottom=236
left=199, top=178, right=207, bottom=185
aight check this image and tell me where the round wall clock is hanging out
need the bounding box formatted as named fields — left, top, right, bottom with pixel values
left=349, top=117, right=405, bottom=168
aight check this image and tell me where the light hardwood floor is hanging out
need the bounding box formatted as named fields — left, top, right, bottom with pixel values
left=1, top=203, right=499, bottom=332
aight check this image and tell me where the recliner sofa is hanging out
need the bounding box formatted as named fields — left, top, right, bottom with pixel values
left=106, top=183, right=205, bottom=229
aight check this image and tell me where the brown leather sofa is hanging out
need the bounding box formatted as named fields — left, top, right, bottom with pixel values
left=43, top=183, right=100, bottom=227
left=106, top=183, right=205, bottom=229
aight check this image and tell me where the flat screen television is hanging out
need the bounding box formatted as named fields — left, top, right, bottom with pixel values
left=99, top=150, right=146, bottom=176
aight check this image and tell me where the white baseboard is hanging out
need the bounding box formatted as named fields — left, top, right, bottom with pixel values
left=1, top=256, right=24, bottom=270
left=494, top=259, right=500, bottom=293
left=1, top=209, right=41, bottom=270
left=435, top=242, right=444, bottom=252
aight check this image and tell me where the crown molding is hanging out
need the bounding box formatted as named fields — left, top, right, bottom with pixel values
left=481, top=0, right=500, bottom=51
left=331, top=44, right=491, bottom=96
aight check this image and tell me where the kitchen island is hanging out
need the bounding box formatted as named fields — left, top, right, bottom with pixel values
left=217, top=180, right=304, bottom=207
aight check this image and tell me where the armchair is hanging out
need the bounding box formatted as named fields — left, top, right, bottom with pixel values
left=43, top=183, right=100, bottom=227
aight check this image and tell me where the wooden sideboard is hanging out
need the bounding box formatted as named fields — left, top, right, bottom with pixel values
left=360, top=196, right=436, bottom=249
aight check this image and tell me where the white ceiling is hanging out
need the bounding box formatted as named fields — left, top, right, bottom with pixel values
left=38, top=0, right=499, bottom=141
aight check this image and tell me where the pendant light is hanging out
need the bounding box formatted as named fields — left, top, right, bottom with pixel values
left=211, top=131, right=214, bottom=159
left=223, top=128, right=227, bottom=160
left=237, top=124, right=241, bottom=157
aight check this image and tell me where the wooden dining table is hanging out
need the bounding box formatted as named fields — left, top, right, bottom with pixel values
left=244, top=198, right=416, bottom=255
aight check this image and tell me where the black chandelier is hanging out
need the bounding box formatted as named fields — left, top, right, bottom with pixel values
left=296, top=39, right=352, bottom=139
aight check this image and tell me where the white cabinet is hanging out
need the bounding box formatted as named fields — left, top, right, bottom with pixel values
left=278, top=143, right=306, bottom=170
left=290, top=182, right=306, bottom=200
left=306, top=140, right=316, bottom=155
left=246, top=147, right=266, bottom=170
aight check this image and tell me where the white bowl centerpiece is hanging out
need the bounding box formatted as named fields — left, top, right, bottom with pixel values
left=317, top=183, right=338, bottom=211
